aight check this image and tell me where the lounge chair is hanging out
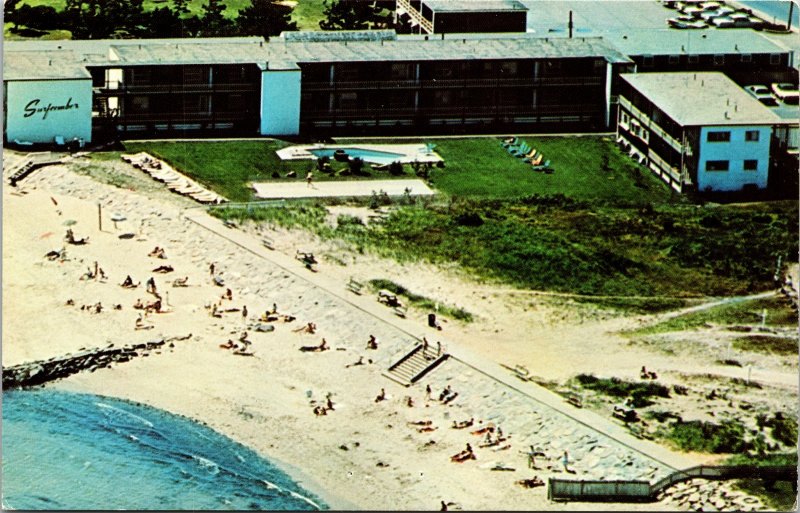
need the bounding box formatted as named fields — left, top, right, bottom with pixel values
left=509, top=143, right=531, bottom=157
left=529, top=155, right=544, bottom=166
left=532, top=160, right=551, bottom=172
left=501, top=137, right=519, bottom=148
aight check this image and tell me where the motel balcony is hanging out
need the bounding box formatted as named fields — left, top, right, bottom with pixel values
left=107, top=111, right=258, bottom=123
left=301, top=76, right=604, bottom=92
left=93, top=82, right=260, bottom=95
left=302, top=103, right=604, bottom=120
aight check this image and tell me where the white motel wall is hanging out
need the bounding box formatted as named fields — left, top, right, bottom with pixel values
left=697, top=125, right=771, bottom=192
left=260, top=69, right=301, bottom=136
left=5, top=79, right=93, bottom=144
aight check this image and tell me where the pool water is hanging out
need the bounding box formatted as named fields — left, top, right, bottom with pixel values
left=309, top=148, right=405, bottom=165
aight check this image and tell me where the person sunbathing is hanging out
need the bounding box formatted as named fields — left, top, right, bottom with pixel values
left=133, top=298, right=145, bottom=310
left=135, top=315, right=154, bottom=330
left=452, top=418, right=474, bottom=429
left=146, top=299, right=162, bottom=313
left=222, top=288, right=233, bottom=301
left=120, top=275, right=139, bottom=289
left=300, top=339, right=329, bottom=352
left=233, top=348, right=254, bottom=356
left=346, top=356, right=365, bottom=368
left=153, top=265, right=174, bottom=273
left=172, top=276, right=188, bottom=287
left=326, top=394, right=335, bottom=411
left=438, top=386, right=452, bottom=402
left=313, top=405, right=327, bottom=416
left=374, top=388, right=387, bottom=403
left=366, top=335, right=378, bottom=350
left=471, top=425, right=495, bottom=436
left=45, top=248, right=65, bottom=261
left=148, top=246, right=166, bottom=259
left=219, top=339, right=236, bottom=350
left=293, top=322, right=317, bottom=334
left=65, top=229, right=89, bottom=245
left=406, top=396, right=415, bottom=408
left=238, top=331, right=251, bottom=344
left=146, top=277, right=157, bottom=295
left=443, top=392, right=459, bottom=405
left=408, top=420, right=433, bottom=426
left=450, top=444, right=475, bottom=462
left=418, top=426, right=437, bottom=433
left=516, top=476, right=544, bottom=488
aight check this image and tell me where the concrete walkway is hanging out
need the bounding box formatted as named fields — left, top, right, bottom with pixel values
left=184, top=209, right=703, bottom=478
left=251, top=179, right=435, bottom=199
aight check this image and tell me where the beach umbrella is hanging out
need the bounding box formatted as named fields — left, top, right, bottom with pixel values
left=110, top=213, right=127, bottom=230
left=62, top=219, right=77, bottom=227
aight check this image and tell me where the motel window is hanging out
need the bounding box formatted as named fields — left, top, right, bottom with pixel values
left=770, top=54, right=782, bottom=65
left=713, top=54, right=725, bottom=66
left=131, top=96, right=150, bottom=112
left=620, top=111, right=630, bottom=128
left=338, top=92, right=358, bottom=109
left=741, top=54, right=752, bottom=63
left=743, top=159, right=758, bottom=171
left=745, top=130, right=760, bottom=142
left=707, top=131, right=730, bottom=142
left=705, top=160, right=729, bottom=172
left=642, top=55, right=654, bottom=67
left=668, top=55, right=680, bottom=65
left=500, top=61, right=518, bottom=76
left=390, top=63, right=413, bottom=80
left=688, top=55, right=699, bottom=64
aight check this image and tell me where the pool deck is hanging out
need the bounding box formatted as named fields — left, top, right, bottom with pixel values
left=275, top=144, right=443, bottom=164
left=251, top=179, right=435, bottom=199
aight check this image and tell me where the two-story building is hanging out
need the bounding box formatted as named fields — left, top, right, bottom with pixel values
left=617, top=72, right=788, bottom=193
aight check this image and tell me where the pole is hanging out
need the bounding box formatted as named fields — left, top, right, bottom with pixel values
left=788, top=2, right=794, bottom=30
left=568, top=10, right=573, bottom=39
left=97, top=203, right=102, bottom=232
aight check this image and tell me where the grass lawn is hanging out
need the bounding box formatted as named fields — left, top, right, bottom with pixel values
left=427, top=136, right=677, bottom=203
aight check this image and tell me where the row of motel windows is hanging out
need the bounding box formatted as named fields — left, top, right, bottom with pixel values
left=705, top=159, right=759, bottom=171
left=707, top=130, right=760, bottom=142
left=640, top=53, right=782, bottom=66
left=619, top=112, right=649, bottom=142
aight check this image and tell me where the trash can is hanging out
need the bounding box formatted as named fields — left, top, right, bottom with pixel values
left=428, top=313, right=437, bottom=328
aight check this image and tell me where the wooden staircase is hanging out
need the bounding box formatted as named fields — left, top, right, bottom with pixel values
left=383, top=344, right=449, bottom=387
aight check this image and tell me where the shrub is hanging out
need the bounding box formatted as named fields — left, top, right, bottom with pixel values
left=388, top=161, right=404, bottom=176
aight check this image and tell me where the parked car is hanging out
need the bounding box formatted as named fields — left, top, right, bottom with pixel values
left=711, top=14, right=760, bottom=28
left=771, top=83, right=799, bottom=105
left=699, top=6, right=734, bottom=20
left=745, top=85, right=779, bottom=106
left=668, top=16, right=707, bottom=28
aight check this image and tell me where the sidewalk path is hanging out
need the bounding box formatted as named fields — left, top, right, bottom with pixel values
left=251, top=179, right=434, bottom=199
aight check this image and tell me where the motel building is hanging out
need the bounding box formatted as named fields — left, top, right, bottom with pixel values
left=616, top=72, right=793, bottom=193
left=3, top=31, right=632, bottom=145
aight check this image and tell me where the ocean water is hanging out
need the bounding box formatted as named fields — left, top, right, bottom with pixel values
left=2, top=389, right=327, bottom=511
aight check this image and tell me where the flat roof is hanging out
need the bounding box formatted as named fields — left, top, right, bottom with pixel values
left=621, top=72, right=783, bottom=126
left=423, top=0, right=528, bottom=12
left=3, top=51, right=92, bottom=80
left=268, top=35, right=632, bottom=64
left=3, top=32, right=632, bottom=81
left=604, top=28, right=787, bottom=56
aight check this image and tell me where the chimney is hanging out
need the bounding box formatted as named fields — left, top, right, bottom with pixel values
left=441, top=33, right=444, bottom=40
left=48, top=59, right=52, bottom=66
left=734, top=104, right=738, bottom=112
left=724, top=111, right=730, bottom=119
left=726, top=98, right=730, bottom=105
left=681, top=45, right=685, bottom=52
left=701, top=79, right=704, bottom=86
left=260, top=41, right=263, bottom=47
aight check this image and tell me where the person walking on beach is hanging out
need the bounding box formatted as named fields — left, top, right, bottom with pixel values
left=562, top=450, right=570, bottom=472
left=306, top=171, right=314, bottom=188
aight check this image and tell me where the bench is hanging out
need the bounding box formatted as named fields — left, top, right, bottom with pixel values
left=347, top=277, right=364, bottom=295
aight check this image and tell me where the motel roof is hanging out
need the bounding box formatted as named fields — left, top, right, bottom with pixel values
left=604, top=28, right=787, bottom=57
left=3, top=33, right=632, bottom=80
left=267, top=34, right=632, bottom=64
left=3, top=51, right=92, bottom=81
left=422, top=0, right=528, bottom=12
left=621, top=72, right=784, bottom=126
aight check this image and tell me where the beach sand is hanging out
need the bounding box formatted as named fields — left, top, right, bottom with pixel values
left=4, top=151, right=796, bottom=510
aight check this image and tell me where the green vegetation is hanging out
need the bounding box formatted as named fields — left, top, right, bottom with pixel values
left=725, top=452, right=798, bottom=511
left=429, top=137, right=676, bottom=203
left=368, top=278, right=473, bottom=322
left=660, top=419, right=759, bottom=454
left=628, top=296, right=798, bottom=336
left=292, top=0, right=327, bottom=30
left=570, top=296, right=692, bottom=314
left=574, top=374, right=670, bottom=408
left=121, top=138, right=796, bottom=299
left=733, top=335, right=798, bottom=356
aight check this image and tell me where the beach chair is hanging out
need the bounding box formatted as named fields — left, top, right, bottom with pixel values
left=529, top=155, right=544, bottom=166
left=509, top=142, right=531, bottom=157
left=532, top=160, right=551, bottom=172
left=501, top=137, right=519, bottom=148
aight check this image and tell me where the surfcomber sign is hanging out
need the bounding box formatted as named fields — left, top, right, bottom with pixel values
left=24, top=98, right=80, bottom=120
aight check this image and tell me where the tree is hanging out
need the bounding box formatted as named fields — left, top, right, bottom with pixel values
left=63, top=0, right=146, bottom=39
left=198, top=0, right=234, bottom=36
left=236, top=0, right=297, bottom=39
left=172, top=0, right=191, bottom=15
left=145, top=7, right=187, bottom=38
left=319, top=0, right=381, bottom=30
left=7, top=5, right=65, bottom=31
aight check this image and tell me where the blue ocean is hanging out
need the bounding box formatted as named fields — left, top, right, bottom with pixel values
left=2, top=389, right=327, bottom=510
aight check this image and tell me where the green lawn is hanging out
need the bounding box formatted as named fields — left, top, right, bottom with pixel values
left=427, top=136, right=676, bottom=203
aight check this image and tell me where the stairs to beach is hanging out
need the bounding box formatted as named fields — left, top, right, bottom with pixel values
left=383, top=344, right=449, bottom=387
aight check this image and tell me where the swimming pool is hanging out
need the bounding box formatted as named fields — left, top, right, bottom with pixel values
left=309, top=148, right=405, bottom=166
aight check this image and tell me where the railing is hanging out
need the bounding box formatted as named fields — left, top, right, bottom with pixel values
left=113, top=112, right=258, bottom=123
left=619, top=97, right=682, bottom=152
left=302, top=76, right=603, bottom=92
left=302, top=104, right=602, bottom=119
left=549, top=465, right=797, bottom=503
left=397, top=0, right=434, bottom=33
left=94, top=82, right=258, bottom=94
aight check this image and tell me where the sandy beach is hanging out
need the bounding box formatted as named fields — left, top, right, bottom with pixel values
left=3, top=150, right=796, bottom=510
